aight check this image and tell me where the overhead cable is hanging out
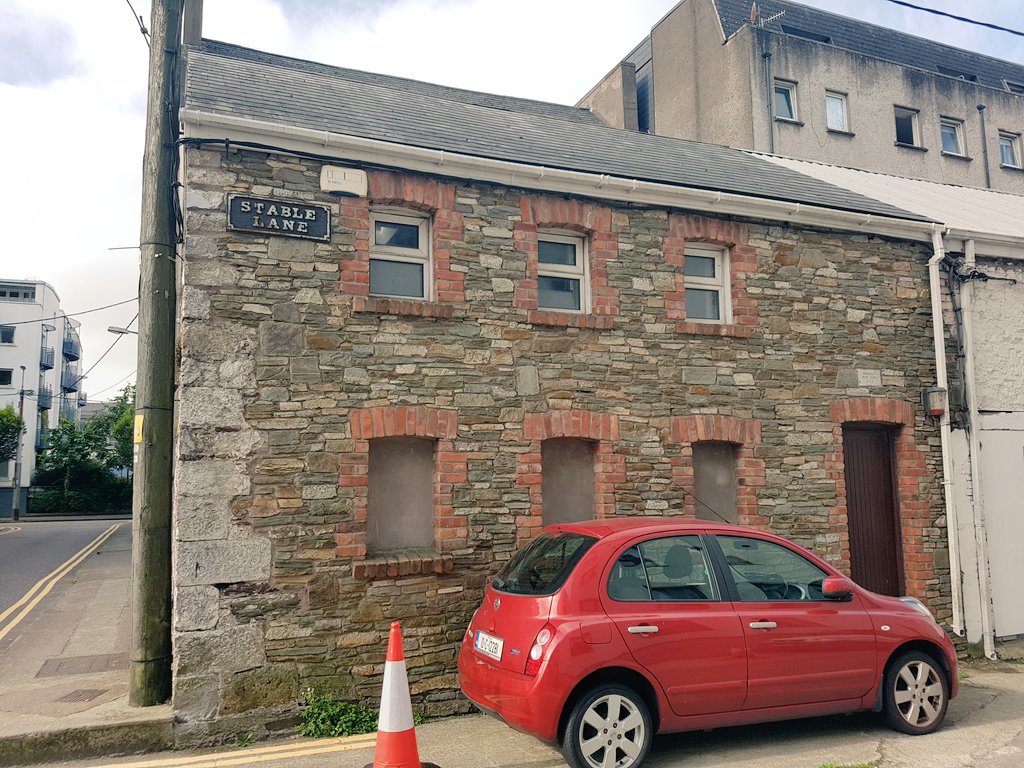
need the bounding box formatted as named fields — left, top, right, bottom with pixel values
left=883, top=0, right=1024, bottom=38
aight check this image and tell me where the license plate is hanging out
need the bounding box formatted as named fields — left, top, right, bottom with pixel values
left=474, top=630, right=503, bottom=661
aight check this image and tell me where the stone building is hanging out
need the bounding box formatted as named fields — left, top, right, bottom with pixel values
left=173, top=41, right=952, bottom=739
left=580, top=0, right=1024, bottom=194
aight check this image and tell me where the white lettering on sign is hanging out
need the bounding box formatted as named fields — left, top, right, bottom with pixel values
left=229, top=195, right=331, bottom=241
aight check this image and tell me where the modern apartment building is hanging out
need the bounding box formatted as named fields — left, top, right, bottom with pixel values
left=580, top=0, right=1024, bottom=193
left=0, top=280, right=84, bottom=515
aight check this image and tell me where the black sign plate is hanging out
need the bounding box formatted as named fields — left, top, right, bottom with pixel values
left=228, top=196, right=331, bottom=241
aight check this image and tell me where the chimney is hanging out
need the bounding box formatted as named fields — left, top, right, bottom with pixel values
left=183, top=0, right=203, bottom=46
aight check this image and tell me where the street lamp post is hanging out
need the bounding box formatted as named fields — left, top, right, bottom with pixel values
left=11, top=366, right=27, bottom=522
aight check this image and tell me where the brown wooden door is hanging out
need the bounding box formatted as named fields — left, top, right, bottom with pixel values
left=842, top=425, right=904, bottom=596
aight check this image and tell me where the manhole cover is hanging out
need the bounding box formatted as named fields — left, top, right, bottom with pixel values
left=37, top=653, right=129, bottom=678
left=56, top=688, right=109, bottom=703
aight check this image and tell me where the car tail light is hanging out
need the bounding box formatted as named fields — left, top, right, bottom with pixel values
left=524, top=623, right=555, bottom=676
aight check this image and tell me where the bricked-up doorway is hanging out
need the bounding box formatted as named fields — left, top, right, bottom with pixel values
left=843, top=424, right=904, bottom=596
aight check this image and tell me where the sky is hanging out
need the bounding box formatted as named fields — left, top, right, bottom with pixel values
left=0, top=0, right=1022, bottom=403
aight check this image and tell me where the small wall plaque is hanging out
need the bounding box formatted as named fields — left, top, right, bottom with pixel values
left=228, top=195, right=331, bottom=241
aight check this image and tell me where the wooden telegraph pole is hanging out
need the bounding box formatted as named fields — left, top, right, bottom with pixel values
left=130, top=0, right=183, bottom=706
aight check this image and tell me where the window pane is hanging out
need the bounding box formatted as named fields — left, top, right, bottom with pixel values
left=826, top=95, right=845, bottom=130
left=0, top=326, right=13, bottom=344
left=374, top=220, right=419, bottom=249
left=368, top=437, right=434, bottom=551
left=686, top=288, right=720, bottom=320
left=638, top=536, right=718, bottom=601
left=684, top=254, right=717, bottom=278
left=0, top=370, right=12, bottom=386
left=1001, top=138, right=1018, bottom=166
left=541, top=438, right=595, bottom=526
left=693, top=442, right=737, bottom=524
left=538, top=239, right=578, bottom=266
left=941, top=124, right=960, bottom=153
left=494, top=531, right=597, bottom=596
left=369, top=258, right=425, bottom=298
left=538, top=275, right=581, bottom=311
left=774, top=86, right=794, bottom=119
left=895, top=112, right=916, bottom=145
left=716, top=535, right=828, bottom=602
left=607, top=546, right=652, bottom=601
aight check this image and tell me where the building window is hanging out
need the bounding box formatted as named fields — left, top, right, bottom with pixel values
left=894, top=107, right=921, bottom=147
left=537, top=233, right=589, bottom=313
left=0, top=369, right=12, bottom=387
left=367, top=436, right=435, bottom=552
left=692, top=442, right=738, bottom=524
left=940, top=119, right=965, bottom=155
left=0, top=326, right=13, bottom=344
left=0, top=460, right=9, bottom=479
left=369, top=210, right=431, bottom=300
left=541, top=438, right=595, bottom=526
left=684, top=245, right=730, bottom=323
left=0, top=284, right=35, bottom=302
left=773, top=80, right=798, bottom=121
left=1000, top=133, right=1021, bottom=168
left=825, top=91, right=848, bottom=132
left=1004, top=80, right=1024, bottom=95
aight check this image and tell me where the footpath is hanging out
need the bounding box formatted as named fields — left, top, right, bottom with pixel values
left=0, top=518, right=1022, bottom=768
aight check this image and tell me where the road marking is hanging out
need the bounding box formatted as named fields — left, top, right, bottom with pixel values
left=0, top=526, right=21, bottom=536
left=82, top=734, right=378, bottom=768
left=0, top=523, right=121, bottom=641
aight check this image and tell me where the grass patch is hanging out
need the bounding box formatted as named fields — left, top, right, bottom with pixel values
left=298, top=689, right=423, bottom=738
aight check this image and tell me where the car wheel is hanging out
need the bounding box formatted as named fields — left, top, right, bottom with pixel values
left=562, top=683, right=652, bottom=768
left=882, top=650, right=949, bottom=735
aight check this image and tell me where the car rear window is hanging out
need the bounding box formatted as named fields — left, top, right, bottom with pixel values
left=493, top=531, right=597, bottom=596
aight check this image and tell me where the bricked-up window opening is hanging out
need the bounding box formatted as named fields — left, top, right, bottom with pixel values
left=773, top=80, right=798, bottom=121
left=541, top=438, right=596, bottom=526
left=369, top=210, right=431, bottom=300
left=894, top=106, right=920, bottom=146
left=367, top=436, right=435, bottom=551
left=684, top=245, right=730, bottom=323
left=0, top=325, right=13, bottom=344
left=537, top=233, right=589, bottom=313
left=692, top=441, right=738, bottom=524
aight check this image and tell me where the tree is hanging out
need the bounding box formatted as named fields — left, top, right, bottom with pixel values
left=0, top=405, right=23, bottom=464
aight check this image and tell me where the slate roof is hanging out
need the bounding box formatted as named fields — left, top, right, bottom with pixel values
left=714, top=0, right=1024, bottom=91
left=185, top=42, right=928, bottom=223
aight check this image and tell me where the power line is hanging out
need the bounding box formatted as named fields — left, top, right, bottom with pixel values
left=4, top=297, right=139, bottom=326
left=883, top=0, right=1024, bottom=38
left=125, top=0, right=151, bottom=46
left=69, top=313, right=139, bottom=391
left=89, top=370, right=137, bottom=400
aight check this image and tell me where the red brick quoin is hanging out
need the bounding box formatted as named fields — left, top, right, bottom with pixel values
left=826, top=398, right=932, bottom=599
left=338, top=406, right=468, bottom=579
left=670, top=415, right=765, bottom=524
left=339, top=170, right=466, bottom=315
left=513, top=195, right=620, bottom=329
left=664, top=214, right=758, bottom=338
left=516, top=411, right=626, bottom=545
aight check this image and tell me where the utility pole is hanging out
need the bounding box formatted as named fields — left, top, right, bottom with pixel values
left=130, top=0, right=183, bottom=707
left=11, top=366, right=26, bottom=522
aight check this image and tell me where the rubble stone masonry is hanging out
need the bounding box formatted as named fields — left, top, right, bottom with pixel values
left=173, top=146, right=947, bottom=742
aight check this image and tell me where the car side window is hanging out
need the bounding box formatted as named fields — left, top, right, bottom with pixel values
left=607, top=535, right=719, bottom=602
left=716, top=535, right=828, bottom=601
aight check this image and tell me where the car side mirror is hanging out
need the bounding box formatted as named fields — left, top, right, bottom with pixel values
left=822, top=576, right=854, bottom=601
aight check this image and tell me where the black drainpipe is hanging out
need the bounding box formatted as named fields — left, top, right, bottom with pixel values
left=764, top=51, right=774, bottom=154
left=977, top=104, right=992, bottom=189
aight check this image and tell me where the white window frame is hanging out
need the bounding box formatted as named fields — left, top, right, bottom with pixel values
left=939, top=118, right=965, bottom=156
left=537, top=232, right=590, bottom=314
left=894, top=106, right=921, bottom=147
left=773, top=79, right=799, bottom=122
left=999, top=132, right=1021, bottom=168
left=825, top=91, right=848, bottom=132
left=684, top=244, right=731, bottom=324
left=368, top=209, right=432, bottom=300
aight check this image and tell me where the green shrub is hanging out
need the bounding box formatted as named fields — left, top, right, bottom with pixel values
left=299, top=690, right=380, bottom=738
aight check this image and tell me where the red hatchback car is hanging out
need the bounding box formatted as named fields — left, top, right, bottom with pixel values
left=458, top=518, right=957, bottom=768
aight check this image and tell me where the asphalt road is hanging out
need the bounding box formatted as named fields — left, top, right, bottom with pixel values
left=0, top=519, right=125, bottom=651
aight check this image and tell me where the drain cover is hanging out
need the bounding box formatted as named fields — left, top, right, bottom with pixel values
left=37, top=653, right=129, bottom=678
left=56, top=689, right=109, bottom=703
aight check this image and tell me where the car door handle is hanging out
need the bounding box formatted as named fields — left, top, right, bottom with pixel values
left=627, top=625, right=660, bottom=634
left=749, top=621, right=777, bottom=630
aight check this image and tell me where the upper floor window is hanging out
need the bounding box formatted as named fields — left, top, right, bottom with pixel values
left=537, top=233, right=589, bottom=313
left=940, top=118, right=965, bottom=155
left=367, top=436, right=435, bottom=552
left=894, top=106, right=921, bottom=147
left=541, top=438, right=595, bottom=526
left=999, top=133, right=1021, bottom=168
left=369, top=210, right=431, bottom=300
left=684, top=245, right=730, bottom=323
left=773, top=80, right=798, bottom=121
left=1004, top=80, right=1024, bottom=95
left=825, top=91, right=848, bottom=132
left=0, top=284, right=35, bottom=302
left=0, top=369, right=12, bottom=387
left=0, top=326, right=13, bottom=344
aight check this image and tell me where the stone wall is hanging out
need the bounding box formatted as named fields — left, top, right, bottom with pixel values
left=173, top=145, right=948, bottom=741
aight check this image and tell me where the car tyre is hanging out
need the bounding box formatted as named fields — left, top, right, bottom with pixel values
left=562, top=683, right=652, bottom=768
left=882, top=650, right=949, bottom=735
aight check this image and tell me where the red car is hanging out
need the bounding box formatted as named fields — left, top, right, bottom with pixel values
left=458, top=518, right=957, bottom=768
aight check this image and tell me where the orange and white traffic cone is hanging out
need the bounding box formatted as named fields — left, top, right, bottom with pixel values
left=367, top=621, right=438, bottom=768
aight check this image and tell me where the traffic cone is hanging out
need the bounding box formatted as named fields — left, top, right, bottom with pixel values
left=366, top=621, right=438, bottom=768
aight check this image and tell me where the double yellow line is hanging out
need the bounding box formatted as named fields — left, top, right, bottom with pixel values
left=0, top=523, right=122, bottom=643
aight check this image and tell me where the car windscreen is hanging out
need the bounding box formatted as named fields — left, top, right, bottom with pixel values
left=492, top=531, right=598, bottom=596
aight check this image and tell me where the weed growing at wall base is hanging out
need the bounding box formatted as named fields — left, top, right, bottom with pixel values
left=298, top=689, right=422, bottom=738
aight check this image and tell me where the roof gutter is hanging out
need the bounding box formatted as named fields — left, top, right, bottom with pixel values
left=180, top=108, right=936, bottom=242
